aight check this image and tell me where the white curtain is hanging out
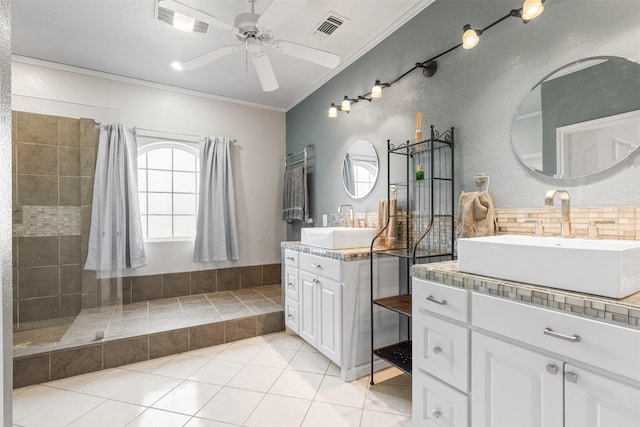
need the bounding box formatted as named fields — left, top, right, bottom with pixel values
left=85, top=123, right=146, bottom=275
left=194, top=137, right=239, bottom=262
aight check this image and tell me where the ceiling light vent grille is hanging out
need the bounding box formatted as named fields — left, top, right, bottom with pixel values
left=310, top=12, right=348, bottom=40
left=157, top=5, right=209, bottom=33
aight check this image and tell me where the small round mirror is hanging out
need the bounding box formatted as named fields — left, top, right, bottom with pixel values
left=342, top=140, right=379, bottom=199
left=512, top=56, right=640, bottom=179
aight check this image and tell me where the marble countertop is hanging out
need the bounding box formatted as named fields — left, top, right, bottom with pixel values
left=412, top=261, right=640, bottom=330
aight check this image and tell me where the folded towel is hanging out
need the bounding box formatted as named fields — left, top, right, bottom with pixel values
left=377, top=199, right=387, bottom=247
left=386, top=197, right=398, bottom=247
left=456, top=191, right=496, bottom=238
left=282, top=165, right=306, bottom=221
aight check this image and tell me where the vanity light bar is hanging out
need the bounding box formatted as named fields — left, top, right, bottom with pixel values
left=326, top=0, right=547, bottom=117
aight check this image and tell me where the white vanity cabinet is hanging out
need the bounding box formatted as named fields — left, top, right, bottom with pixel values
left=412, top=277, right=640, bottom=427
left=282, top=245, right=399, bottom=381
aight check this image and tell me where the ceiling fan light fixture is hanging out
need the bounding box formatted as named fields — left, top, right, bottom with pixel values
left=172, top=11, right=196, bottom=32
left=246, top=37, right=261, bottom=54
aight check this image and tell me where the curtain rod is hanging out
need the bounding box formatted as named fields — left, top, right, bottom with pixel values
left=135, top=127, right=238, bottom=144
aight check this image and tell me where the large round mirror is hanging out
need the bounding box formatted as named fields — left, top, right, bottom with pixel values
left=512, top=56, right=640, bottom=179
left=342, top=140, right=379, bottom=199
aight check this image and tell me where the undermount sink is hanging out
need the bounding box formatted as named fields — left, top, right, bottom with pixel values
left=457, top=235, right=640, bottom=299
left=301, top=227, right=377, bottom=250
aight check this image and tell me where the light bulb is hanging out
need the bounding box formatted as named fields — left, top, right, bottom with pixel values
left=173, top=11, right=195, bottom=32
left=328, top=103, right=338, bottom=118
left=522, top=0, right=544, bottom=20
left=462, top=25, right=480, bottom=50
left=341, top=96, right=351, bottom=112
left=371, top=80, right=382, bottom=98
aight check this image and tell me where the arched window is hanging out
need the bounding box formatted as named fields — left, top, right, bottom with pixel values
left=138, top=142, right=199, bottom=240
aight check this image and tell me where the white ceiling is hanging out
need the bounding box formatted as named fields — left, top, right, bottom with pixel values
left=11, top=0, right=434, bottom=110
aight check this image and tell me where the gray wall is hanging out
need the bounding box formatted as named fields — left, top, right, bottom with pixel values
left=1, top=0, right=13, bottom=422
left=286, top=0, right=640, bottom=238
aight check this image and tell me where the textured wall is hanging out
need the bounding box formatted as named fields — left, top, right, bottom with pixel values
left=0, top=0, right=13, bottom=420
left=286, top=0, right=640, bottom=238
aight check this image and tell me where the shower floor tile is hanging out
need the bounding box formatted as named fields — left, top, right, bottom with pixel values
left=13, top=284, right=283, bottom=358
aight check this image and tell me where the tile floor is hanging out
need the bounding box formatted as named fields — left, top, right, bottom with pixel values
left=13, top=332, right=412, bottom=427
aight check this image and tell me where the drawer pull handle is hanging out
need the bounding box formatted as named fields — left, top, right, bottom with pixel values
left=426, top=295, right=447, bottom=305
left=286, top=256, right=295, bottom=261
left=433, top=346, right=442, bottom=355
left=544, top=328, right=581, bottom=342
left=432, top=409, right=441, bottom=419
left=312, top=278, right=320, bottom=284
left=287, top=314, right=294, bottom=319
left=565, top=371, right=578, bottom=383
left=287, top=282, right=294, bottom=288
left=311, top=263, right=322, bottom=269
left=546, top=364, right=559, bottom=375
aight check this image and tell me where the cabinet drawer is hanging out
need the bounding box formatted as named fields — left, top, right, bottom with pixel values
left=413, top=278, right=470, bottom=323
left=284, top=249, right=299, bottom=268
left=285, top=298, right=299, bottom=334
left=414, top=312, right=470, bottom=393
left=413, top=368, right=469, bottom=427
left=284, top=267, right=299, bottom=300
left=472, top=293, right=640, bottom=382
left=299, top=253, right=342, bottom=282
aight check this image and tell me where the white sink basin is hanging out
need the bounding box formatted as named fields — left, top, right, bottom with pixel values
left=301, top=227, right=377, bottom=250
left=458, top=235, right=640, bottom=298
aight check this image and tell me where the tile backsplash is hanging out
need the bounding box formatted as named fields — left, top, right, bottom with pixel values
left=495, top=206, right=640, bottom=240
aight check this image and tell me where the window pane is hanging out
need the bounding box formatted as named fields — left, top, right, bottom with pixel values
left=140, top=215, right=148, bottom=239
left=138, top=169, right=147, bottom=191
left=138, top=192, right=147, bottom=214
left=174, top=194, right=196, bottom=215
left=174, top=215, right=196, bottom=237
left=138, top=152, right=147, bottom=169
left=174, top=149, right=196, bottom=172
left=174, top=171, right=196, bottom=193
left=148, top=216, right=172, bottom=238
left=148, top=193, right=172, bottom=214
left=147, top=170, right=172, bottom=192
left=147, top=148, right=172, bottom=170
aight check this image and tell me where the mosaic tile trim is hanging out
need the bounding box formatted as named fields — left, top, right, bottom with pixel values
left=412, top=261, right=640, bottom=330
left=281, top=242, right=373, bottom=261
left=13, top=205, right=81, bottom=237
left=494, top=206, right=639, bottom=241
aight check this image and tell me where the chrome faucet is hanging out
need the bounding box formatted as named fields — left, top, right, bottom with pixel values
left=337, top=204, right=354, bottom=227
left=544, top=189, right=571, bottom=238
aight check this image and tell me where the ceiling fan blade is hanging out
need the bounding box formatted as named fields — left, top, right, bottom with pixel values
left=252, top=53, right=279, bottom=92
left=256, top=0, right=306, bottom=31
left=158, top=0, right=233, bottom=31
left=181, top=45, right=239, bottom=71
left=273, top=41, right=340, bottom=69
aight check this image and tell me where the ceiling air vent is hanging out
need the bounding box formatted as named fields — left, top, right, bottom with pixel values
left=310, top=12, right=348, bottom=40
left=157, top=4, right=209, bottom=33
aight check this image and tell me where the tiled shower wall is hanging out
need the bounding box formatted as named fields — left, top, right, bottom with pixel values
left=11, top=111, right=98, bottom=328
left=12, top=111, right=283, bottom=328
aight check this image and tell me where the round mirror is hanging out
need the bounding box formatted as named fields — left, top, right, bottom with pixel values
left=342, top=140, right=379, bottom=199
left=512, top=56, right=640, bottom=179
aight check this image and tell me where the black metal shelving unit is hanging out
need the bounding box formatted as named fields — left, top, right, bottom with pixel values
left=369, top=126, right=455, bottom=384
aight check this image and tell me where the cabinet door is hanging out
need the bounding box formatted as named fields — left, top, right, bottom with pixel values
left=316, top=277, right=342, bottom=365
left=285, top=298, right=299, bottom=334
left=564, top=364, right=640, bottom=427
left=471, top=332, right=563, bottom=427
left=299, top=271, right=317, bottom=346
left=413, top=368, right=469, bottom=427
left=284, top=266, right=299, bottom=300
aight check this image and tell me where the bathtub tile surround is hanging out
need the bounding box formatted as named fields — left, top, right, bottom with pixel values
left=12, top=285, right=284, bottom=388
left=412, top=261, right=640, bottom=329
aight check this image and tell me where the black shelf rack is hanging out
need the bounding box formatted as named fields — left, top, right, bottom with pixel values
left=369, top=126, right=455, bottom=384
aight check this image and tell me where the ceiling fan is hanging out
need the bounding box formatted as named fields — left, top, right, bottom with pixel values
left=159, top=0, right=341, bottom=92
